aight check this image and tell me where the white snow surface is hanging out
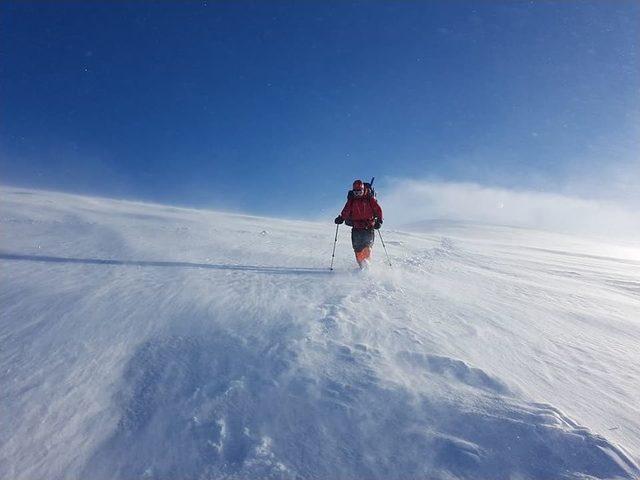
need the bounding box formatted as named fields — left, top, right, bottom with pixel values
left=1, top=187, right=639, bottom=480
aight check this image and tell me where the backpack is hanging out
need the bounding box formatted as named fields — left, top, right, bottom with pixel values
left=347, top=177, right=376, bottom=200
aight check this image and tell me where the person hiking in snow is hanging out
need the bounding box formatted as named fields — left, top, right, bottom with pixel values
left=334, top=179, right=383, bottom=268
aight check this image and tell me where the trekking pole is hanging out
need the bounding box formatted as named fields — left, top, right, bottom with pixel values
left=330, top=224, right=339, bottom=270
left=377, top=229, right=392, bottom=267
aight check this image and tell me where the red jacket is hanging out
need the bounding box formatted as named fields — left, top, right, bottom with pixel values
left=341, top=195, right=383, bottom=230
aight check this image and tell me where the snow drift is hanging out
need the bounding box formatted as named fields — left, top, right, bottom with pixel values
left=1, top=187, right=639, bottom=479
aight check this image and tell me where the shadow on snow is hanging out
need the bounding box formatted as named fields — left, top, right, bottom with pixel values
left=0, top=252, right=331, bottom=275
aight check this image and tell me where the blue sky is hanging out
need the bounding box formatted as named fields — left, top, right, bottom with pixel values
left=1, top=1, right=638, bottom=218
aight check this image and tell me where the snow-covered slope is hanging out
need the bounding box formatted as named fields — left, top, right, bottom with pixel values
left=1, top=187, right=639, bottom=479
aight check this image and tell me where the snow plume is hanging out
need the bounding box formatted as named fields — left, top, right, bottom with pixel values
left=383, top=179, right=640, bottom=238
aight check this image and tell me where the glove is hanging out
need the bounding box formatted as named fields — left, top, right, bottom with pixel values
left=374, top=219, right=382, bottom=229
left=334, top=215, right=344, bottom=225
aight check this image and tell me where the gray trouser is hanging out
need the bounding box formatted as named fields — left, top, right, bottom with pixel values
left=351, top=228, right=375, bottom=252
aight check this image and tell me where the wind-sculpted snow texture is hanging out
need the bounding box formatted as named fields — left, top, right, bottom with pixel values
left=1, top=188, right=639, bottom=479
